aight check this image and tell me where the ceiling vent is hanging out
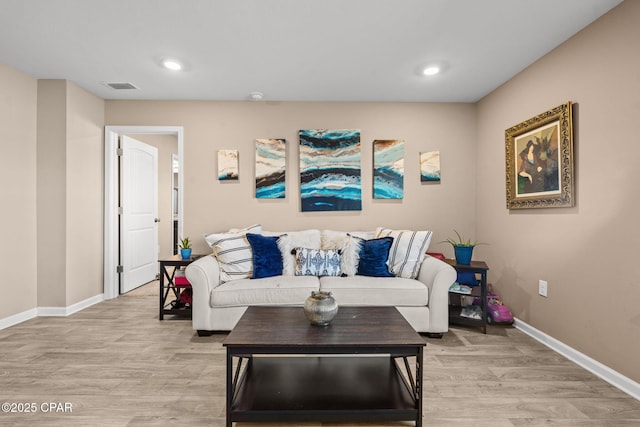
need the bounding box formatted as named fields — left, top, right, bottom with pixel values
left=103, top=82, right=139, bottom=90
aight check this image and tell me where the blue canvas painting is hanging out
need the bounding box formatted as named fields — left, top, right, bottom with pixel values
left=299, top=129, right=361, bottom=212
left=255, top=138, right=286, bottom=199
left=420, top=151, right=441, bottom=182
left=373, top=140, right=404, bottom=199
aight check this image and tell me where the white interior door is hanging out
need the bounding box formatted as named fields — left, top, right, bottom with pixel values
left=120, top=135, right=159, bottom=293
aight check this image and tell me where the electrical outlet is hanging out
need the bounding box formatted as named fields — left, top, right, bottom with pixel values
left=538, top=280, right=548, bottom=297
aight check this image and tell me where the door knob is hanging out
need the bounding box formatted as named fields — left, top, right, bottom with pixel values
left=154, top=218, right=161, bottom=223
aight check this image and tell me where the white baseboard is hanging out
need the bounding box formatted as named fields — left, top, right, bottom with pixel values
left=514, top=317, right=639, bottom=401
left=0, top=294, right=105, bottom=330
left=0, top=307, right=39, bottom=330
left=38, top=293, right=104, bottom=317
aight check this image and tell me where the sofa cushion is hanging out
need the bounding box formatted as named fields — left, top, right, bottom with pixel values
left=319, top=276, right=428, bottom=306
left=294, top=248, right=342, bottom=276
left=356, top=236, right=395, bottom=277
left=210, top=276, right=319, bottom=307
left=374, top=227, right=433, bottom=279
left=276, top=229, right=322, bottom=275
left=204, top=224, right=262, bottom=282
left=246, top=233, right=283, bottom=279
left=321, top=230, right=367, bottom=276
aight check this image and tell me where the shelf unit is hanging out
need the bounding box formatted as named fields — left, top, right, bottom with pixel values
left=444, top=259, right=489, bottom=334
left=158, top=254, right=202, bottom=320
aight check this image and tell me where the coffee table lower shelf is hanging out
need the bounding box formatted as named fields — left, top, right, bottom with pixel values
left=229, top=355, right=419, bottom=425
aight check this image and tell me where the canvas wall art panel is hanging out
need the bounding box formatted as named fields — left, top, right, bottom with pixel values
left=420, top=151, right=441, bottom=182
left=255, top=138, right=286, bottom=199
left=218, top=149, right=238, bottom=180
left=299, top=129, right=361, bottom=212
left=373, top=139, right=404, bottom=199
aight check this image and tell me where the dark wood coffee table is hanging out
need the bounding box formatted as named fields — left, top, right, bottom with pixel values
left=223, top=306, right=426, bottom=426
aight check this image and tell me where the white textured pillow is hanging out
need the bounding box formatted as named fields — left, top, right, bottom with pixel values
left=204, top=224, right=262, bottom=282
left=321, top=230, right=365, bottom=276
left=374, top=227, right=433, bottom=279
left=294, top=248, right=341, bottom=277
left=276, top=229, right=322, bottom=276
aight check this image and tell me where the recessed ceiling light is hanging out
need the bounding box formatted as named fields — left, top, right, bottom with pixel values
left=422, top=66, right=440, bottom=76
left=161, top=58, right=183, bottom=71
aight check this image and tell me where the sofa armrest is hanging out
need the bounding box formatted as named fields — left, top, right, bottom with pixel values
left=416, top=255, right=457, bottom=331
left=185, top=255, right=221, bottom=300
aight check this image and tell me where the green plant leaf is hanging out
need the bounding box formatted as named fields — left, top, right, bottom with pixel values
left=179, top=237, right=192, bottom=249
left=440, top=229, right=486, bottom=247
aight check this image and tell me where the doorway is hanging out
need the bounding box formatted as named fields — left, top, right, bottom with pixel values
left=120, top=135, right=159, bottom=293
left=104, top=126, right=184, bottom=300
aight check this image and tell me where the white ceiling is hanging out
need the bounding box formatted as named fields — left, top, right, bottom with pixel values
left=0, top=0, right=622, bottom=102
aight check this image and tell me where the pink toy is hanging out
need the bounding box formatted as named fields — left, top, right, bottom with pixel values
left=474, top=290, right=514, bottom=324
left=486, top=299, right=514, bottom=324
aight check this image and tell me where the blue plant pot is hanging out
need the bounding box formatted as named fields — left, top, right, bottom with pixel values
left=180, top=248, right=192, bottom=260
left=453, top=245, right=473, bottom=265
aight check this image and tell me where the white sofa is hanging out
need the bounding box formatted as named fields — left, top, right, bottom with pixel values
left=185, top=228, right=456, bottom=336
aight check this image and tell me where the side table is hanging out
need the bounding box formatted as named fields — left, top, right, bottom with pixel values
left=444, top=259, right=489, bottom=334
left=158, top=254, right=203, bottom=320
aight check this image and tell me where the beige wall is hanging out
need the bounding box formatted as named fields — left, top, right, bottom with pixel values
left=36, top=79, right=104, bottom=308
left=130, top=134, right=179, bottom=259
left=476, top=0, right=639, bottom=381
left=37, top=80, right=68, bottom=307
left=65, top=82, right=105, bottom=305
left=106, top=101, right=478, bottom=255
left=0, top=63, right=38, bottom=319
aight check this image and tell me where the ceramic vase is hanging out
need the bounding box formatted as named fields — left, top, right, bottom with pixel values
left=304, top=291, right=338, bottom=326
left=180, top=248, right=192, bottom=260
left=453, top=245, right=473, bottom=265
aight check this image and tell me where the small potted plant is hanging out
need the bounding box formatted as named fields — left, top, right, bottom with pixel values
left=442, top=230, right=485, bottom=265
left=179, top=237, right=192, bottom=260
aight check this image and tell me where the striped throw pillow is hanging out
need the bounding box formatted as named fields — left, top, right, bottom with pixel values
left=374, top=227, right=433, bottom=279
left=204, top=224, right=262, bottom=282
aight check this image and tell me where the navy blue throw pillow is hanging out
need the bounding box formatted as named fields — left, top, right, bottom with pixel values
left=456, top=272, right=478, bottom=286
left=356, top=236, right=395, bottom=277
left=246, top=233, right=283, bottom=279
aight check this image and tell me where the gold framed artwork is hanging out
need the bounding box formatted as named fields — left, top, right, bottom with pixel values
left=505, top=102, right=574, bottom=209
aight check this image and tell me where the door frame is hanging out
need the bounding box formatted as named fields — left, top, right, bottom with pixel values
left=104, top=125, right=184, bottom=300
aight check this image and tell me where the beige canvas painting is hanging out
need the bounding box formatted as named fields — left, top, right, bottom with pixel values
left=218, top=149, right=239, bottom=180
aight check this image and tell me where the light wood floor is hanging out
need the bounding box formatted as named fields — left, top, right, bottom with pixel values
left=0, top=291, right=638, bottom=426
